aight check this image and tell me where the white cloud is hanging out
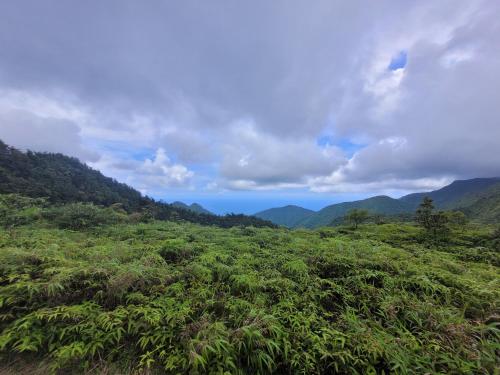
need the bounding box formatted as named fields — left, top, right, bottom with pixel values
left=0, top=109, right=98, bottom=161
left=218, top=120, right=346, bottom=189
left=140, top=148, right=194, bottom=186
left=90, top=148, right=194, bottom=195
left=0, top=0, right=499, bottom=197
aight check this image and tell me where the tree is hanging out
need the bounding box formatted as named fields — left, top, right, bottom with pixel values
left=415, top=197, right=434, bottom=230
left=346, top=209, right=369, bottom=229
left=415, top=197, right=449, bottom=241
left=445, top=211, right=468, bottom=231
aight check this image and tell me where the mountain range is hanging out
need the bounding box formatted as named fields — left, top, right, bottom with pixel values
left=255, top=178, right=500, bottom=228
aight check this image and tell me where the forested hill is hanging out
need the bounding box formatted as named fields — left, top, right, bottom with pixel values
left=171, top=201, right=213, bottom=215
left=0, top=140, right=275, bottom=228
left=399, top=177, right=500, bottom=210
left=0, top=140, right=146, bottom=211
left=296, top=195, right=411, bottom=229
left=255, top=205, right=315, bottom=228
left=256, top=178, right=500, bottom=228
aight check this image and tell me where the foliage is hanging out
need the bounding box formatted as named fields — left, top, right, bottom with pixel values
left=0, top=194, right=46, bottom=228
left=297, top=195, right=412, bottom=228
left=415, top=197, right=450, bottom=242
left=41, top=203, right=126, bottom=230
left=255, top=205, right=315, bottom=228
left=344, top=209, right=370, bottom=229
left=0, top=199, right=498, bottom=374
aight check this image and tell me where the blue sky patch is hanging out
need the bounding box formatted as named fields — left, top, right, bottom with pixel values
left=388, top=51, right=407, bottom=71
left=317, top=136, right=365, bottom=158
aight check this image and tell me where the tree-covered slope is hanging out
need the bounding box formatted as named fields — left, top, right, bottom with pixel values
left=0, top=139, right=146, bottom=211
left=171, top=201, right=213, bottom=215
left=457, top=183, right=500, bottom=223
left=399, top=177, right=500, bottom=210
left=254, top=205, right=315, bottom=227
left=296, top=195, right=412, bottom=228
left=0, top=140, right=275, bottom=228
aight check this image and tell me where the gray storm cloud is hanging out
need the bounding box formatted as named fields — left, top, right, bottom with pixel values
left=0, top=0, right=498, bottom=194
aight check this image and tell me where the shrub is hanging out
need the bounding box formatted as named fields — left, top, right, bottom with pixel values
left=42, top=203, right=124, bottom=229
left=0, top=194, right=45, bottom=227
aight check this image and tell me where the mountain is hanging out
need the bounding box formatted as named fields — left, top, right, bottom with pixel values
left=456, top=183, right=500, bottom=223
left=254, top=205, right=315, bottom=227
left=0, top=140, right=276, bottom=228
left=296, top=196, right=412, bottom=228
left=258, top=178, right=500, bottom=228
left=399, top=178, right=500, bottom=210
left=172, top=201, right=213, bottom=215
left=0, top=140, right=145, bottom=211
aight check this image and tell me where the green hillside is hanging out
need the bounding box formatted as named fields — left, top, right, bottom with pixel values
left=258, top=178, right=500, bottom=228
left=399, top=178, right=500, bottom=210
left=0, top=140, right=146, bottom=211
left=458, top=183, right=500, bottom=223
left=296, top=196, right=412, bottom=228
left=254, top=205, right=315, bottom=227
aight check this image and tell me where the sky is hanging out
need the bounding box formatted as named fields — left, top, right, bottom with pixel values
left=1, top=1, right=499, bottom=214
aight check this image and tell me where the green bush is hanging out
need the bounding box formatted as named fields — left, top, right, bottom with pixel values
left=0, top=194, right=45, bottom=227
left=42, top=203, right=124, bottom=230
left=0, top=201, right=498, bottom=374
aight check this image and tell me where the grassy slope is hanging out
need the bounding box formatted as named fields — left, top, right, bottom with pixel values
left=296, top=196, right=412, bottom=228
left=254, top=205, right=315, bottom=228
left=0, top=220, right=498, bottom=374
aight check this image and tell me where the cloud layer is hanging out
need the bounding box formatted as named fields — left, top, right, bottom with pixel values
left=0, top=0, right=499, bottom=197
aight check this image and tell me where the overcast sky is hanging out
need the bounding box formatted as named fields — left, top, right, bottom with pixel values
left=1, top=1, right=499, bottom=213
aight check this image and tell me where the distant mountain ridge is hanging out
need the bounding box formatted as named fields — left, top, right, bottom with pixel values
left=254, top=205, right=315, bottom=228
left=297, top=195, right=411, bottom=229
left=171, top=201, right=213, bottom=215
left=254, top=178, right=500, bottom=228
left=399, top=178, right=500, bottom=210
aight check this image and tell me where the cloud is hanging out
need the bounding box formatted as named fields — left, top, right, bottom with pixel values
left=139, top=148, right=194, bottom=187
left=218, top=120, right=345, bottom=188
left=0, top=109, right=98, bottom=161
left=0, top=0, right=498, bottom=196
left=90, top=148, right=194, bottom=195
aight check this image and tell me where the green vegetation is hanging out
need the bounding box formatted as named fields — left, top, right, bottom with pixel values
left=0, top=194, right=498, bottom=374
left=1, top=141, right=499, bottom=373
left=296, top=196, right=411, bottom=229
left=459, top=184, right=500, bottom=223
left=400, top=178, right=500, bottom=211
left=255, top=205, right=315, bottom=228
left=171, top=202, right=213, bottom=215
left=345, top=209, right=370, bottom=229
